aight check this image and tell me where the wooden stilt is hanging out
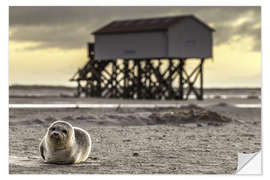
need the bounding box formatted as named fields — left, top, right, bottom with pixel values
left=199, top=58, right=205, bottom=100
left=179, top=59, right=185, bottom=100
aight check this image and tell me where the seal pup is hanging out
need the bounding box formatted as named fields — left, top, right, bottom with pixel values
left=39, top=120, right=91, bottom=164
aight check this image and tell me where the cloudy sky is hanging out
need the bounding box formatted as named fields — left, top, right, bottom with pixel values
left=9, top=6, right=261, bottom=87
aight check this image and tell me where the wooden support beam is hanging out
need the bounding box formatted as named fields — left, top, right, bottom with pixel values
left=76, top=80, right=81, bottom=97
left=136, top=59, right=142, bottom=99
left=199, top=58, right=205, bottom=100
left=179, top=59, right=185, bottom=100
left=124, top=60, right=129, bottom=98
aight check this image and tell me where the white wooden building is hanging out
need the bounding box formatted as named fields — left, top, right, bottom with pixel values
left=71, top=15, right=215, bottom=100
left=92, top=15, right=214, bottom=60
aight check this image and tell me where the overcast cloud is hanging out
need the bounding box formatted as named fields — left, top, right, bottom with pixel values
left=9, top=6, right=261, bottom=51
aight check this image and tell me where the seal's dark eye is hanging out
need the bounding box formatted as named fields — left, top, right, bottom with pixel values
left=51, top=128, right=55, bottom=131
left=62, top=130, right=67, bottom=134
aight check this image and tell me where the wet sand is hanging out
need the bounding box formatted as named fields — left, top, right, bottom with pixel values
left=9, top=102, right=261, bottom=174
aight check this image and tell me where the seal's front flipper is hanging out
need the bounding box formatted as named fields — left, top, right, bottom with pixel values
left=39, top=140, right=45, bottom=160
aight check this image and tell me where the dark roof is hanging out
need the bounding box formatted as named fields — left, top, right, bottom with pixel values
left=92, top=15, right=215, bottom=35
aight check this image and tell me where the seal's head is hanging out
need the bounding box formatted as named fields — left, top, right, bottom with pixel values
left=46, top=121, right=74, bottom=149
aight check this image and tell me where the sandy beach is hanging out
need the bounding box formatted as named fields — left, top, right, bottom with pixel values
left=9, top=91, right=261, bottom=174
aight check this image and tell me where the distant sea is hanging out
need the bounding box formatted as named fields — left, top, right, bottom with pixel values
left=9, top=85, right=261, bottom=100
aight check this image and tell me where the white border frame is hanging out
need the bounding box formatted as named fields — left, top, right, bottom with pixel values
left=2, top=0, right=269, bottom=179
